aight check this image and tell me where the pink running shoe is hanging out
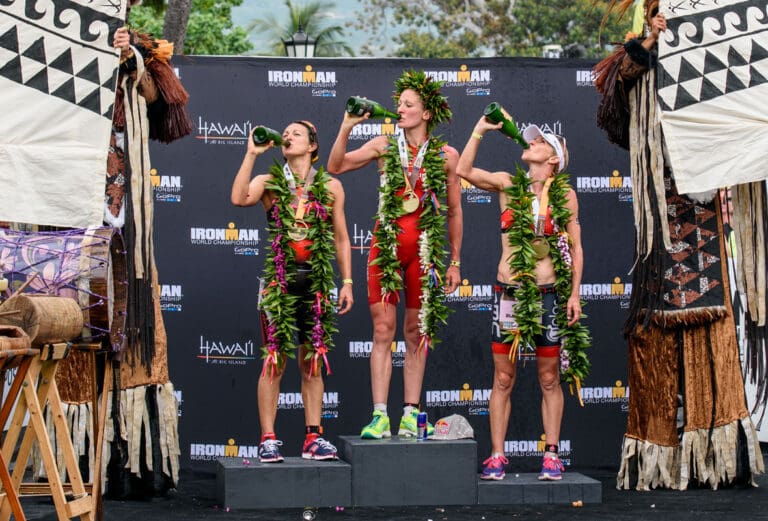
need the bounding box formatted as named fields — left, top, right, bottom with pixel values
left=538, top=451, right=564, bottom=481
left=480, top=454, right=509, bottom=481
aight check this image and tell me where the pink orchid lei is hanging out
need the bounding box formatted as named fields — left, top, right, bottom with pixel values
left=260, top=162, right=337, bottom=379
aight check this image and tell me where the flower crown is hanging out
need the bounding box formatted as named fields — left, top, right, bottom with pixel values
left=393, top=69, right=452, bottom=132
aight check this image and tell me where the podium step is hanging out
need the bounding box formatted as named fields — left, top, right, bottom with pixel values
left=216, top=457, right=351, bottom=509
left=477, top=472, right=602, bottom=505
left=337, top=435, right=478, bottom=507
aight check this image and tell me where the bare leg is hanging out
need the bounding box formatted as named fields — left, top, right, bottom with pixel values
left=489, top=353, right=516, bottom=454
left=370, top=302, right=396, bottom=405
left=402, top=308, right=426, bottom=405
left=538, top=355, right=563, bottom=447
left=298, top=345, right=324, bottom=426
left=258, top=361, right=285, bottom=435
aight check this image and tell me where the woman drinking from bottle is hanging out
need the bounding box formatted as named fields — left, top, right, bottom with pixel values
left=231, top=121, right=354, bottom=462
left=456, top=115, right=589, bottom=481
left=327, top=70, right=463, bottom=440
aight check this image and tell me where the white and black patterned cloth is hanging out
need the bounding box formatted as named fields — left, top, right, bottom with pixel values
left=658, top=0, right=768, bottom=195
left=0, top=0, right=125, bottom=227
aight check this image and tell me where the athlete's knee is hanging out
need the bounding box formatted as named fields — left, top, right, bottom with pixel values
left=494, top=369, right=515, bottom=393
left=538, top=370, right=561, bottom=392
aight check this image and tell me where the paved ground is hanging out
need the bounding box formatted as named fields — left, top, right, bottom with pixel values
left=17, top=447, right=768, bottom=521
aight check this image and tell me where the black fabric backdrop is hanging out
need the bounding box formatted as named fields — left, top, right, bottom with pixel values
left=148, top=56, right=635, bottom=472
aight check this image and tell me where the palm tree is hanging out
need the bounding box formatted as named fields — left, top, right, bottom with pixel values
left=247, top=0, right=354, bottom=57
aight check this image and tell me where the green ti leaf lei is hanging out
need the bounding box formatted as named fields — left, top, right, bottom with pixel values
left=260, top=162, right=337, bottom=376
left=373, top=136, right=450, bottom=349
left=503, top=166, right=592, bottom=389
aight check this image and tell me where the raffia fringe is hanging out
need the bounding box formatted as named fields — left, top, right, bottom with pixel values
left=617, top=417, right=764, bottom=490
left=31, top=383, right=180, bottom=491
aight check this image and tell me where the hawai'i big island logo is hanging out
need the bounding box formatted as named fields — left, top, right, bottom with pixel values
left=197, top=335, right=256, bottom=365
left=196, top=116, right=253, bottom=145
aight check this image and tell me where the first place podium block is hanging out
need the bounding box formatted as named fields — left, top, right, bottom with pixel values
left=337, top=435, right=478, bottom=507
left=216, top=457, right=351, bottom=509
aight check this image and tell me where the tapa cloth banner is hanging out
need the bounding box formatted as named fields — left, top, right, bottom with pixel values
left=657, top=0, right=768, bottom=195
left=0, top=0, right=124, bottom=227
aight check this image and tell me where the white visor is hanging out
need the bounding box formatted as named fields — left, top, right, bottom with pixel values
left=523, top=125, right=565, bottom=172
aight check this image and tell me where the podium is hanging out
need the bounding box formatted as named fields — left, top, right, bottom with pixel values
left=216, top=433, right=602, bottom=509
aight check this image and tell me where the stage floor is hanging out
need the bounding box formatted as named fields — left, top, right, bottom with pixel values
left=19, top=449, right=768, bottom=521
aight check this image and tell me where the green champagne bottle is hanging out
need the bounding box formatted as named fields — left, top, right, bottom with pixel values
left=483, top=102, right=529, bottom=149
left=346, top=96, right=400, bottom=120
left=252, top=126, right=283, bottom=146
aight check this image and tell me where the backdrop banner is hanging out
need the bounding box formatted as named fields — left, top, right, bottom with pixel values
left=658, top=0, right=768, bottom=195
left=148, top=56, right=633, bottom=471
left=0, top=0, right=125, bottom=228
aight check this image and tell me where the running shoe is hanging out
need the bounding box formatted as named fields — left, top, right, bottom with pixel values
left=258, top=438, right=284, bottom=463
left=302, top=437, right=338, bottom=461
left=360, top=410, right=391, bottom=439
left=538, top=451, right=564, bottom=481
left=480, top=454, right=509, bottom=480
left=398, top=410, right=434, bottom=437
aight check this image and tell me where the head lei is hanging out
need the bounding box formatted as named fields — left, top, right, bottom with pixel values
left=393, top=69, right=452, bottom=132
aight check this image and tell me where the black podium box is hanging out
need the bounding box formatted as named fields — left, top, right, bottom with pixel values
left=477, top=471, right=603, bottom=505
left=337, top=435, right=478, bottom=507
left=216, top=457, right=351, bottom=509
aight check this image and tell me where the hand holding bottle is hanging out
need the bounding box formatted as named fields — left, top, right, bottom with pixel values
left=346, top=96, right=400, bottom=120
left=247, top=126, right=280, bottom=157
left=470, top=115, right=503, bottom=141
left=483, top=102, right=529, bottom=149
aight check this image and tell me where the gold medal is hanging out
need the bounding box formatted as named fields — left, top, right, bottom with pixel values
left=288, top=219, right=309, bottom=241
left=532, top=237, right=550, bottom=259
left=402, top=191, right=420, bottom=214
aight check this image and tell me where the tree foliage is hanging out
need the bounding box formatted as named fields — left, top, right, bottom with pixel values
left=129, top=0, right=252, bottom=55
left=246, top=0, right=354, bottom=57
left=353, top=0, right=631, bottom=58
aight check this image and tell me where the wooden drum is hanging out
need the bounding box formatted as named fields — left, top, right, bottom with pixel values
left=0, top=227, right=127, bottom=350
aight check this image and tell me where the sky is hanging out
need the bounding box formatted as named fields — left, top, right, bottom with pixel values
left=231, top=0, right=375, bottom=56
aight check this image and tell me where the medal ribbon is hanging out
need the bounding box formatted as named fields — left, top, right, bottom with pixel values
left=531, top=176, right=554, bottom=236
left=397, top=131, right=430, bottom=194
left=283, top=163, right=317, bottom=222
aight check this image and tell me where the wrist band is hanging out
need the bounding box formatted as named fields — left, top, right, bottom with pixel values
left=342, top=279, right=353, bottom=285
left=449, top=260, right=461, bottom=268
left=471, top=132, right=483, bottom=140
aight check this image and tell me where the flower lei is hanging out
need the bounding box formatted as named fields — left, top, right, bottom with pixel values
left=374, top=135, right=450, bottom=350
left=260, top=162, right=337, bottom=379
left=503, top=166, right=592, bottom=402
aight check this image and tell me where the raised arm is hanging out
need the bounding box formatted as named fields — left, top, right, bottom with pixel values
left=564, top=189, right=583, bottom=326
left=327, top=111, right=385, bottom=174
left=456, top=116, right=510, bottom=193
left=443, top=145, right=462, bottom=294
left=231, top=137, right=274, bottom=207
left=329, top=178, right=354, bottom=314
